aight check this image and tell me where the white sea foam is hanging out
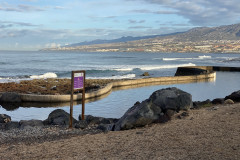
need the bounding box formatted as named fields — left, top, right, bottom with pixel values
left=30, top=72, right=58, bottom=79
left=162, top=58, right=194, bottom=61
left=114, top=68, right=134, bottom=71
left=0, top=77, right=21, bottom=83
left=162, top=55, right=211, bottom=61
left=88, top=74, right=136, bottom=79
left=198, top=55, right=211, bottom=59
left=141, top=63, right=196, bottom=70
left=114, top=63, right=196, bottom=71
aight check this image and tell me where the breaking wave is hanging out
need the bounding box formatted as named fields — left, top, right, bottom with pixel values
left=30, top=72, right=58, bottom=79
left=114, top=63, right=196, bottom=71
left=162, top=55, right=211, bottom=61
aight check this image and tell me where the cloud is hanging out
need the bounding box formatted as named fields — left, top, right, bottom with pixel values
left=45, top=43, right=61, bottom=48
left=128, top=19, right=145, bottom=24
left=131, top=0, right=240, bottom=26
left=131, top=9, right=176, bottom=15
left=0, top=21, right=40, bottom=29
left=128, top=26, right=152, bottom=29
left=0, top=24, right=13, bottom=29
left=0, top=3, right=45, bottom=12
left=54, top=6, right=65, bottom=10
left=0, top=25, right=191, bottom=50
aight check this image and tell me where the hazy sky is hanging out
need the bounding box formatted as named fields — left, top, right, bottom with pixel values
left=0, top=0, right=240, bottom=51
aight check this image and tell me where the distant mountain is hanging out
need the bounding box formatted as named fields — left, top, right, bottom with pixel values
left=157, top=23, right=240, bottom=41
left=67, top=32, right=183, bottom=47
left=44, top=23, right=240, bottom=53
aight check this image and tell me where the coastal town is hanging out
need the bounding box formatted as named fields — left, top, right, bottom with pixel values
left=48, top=39, right=240, bottom=53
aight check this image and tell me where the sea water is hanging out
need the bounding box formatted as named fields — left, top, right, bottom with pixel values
left=0, top=51, right=240, bottom=120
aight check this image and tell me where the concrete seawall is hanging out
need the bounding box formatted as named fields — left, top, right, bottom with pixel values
left=18, top=66, right=219, bottom=102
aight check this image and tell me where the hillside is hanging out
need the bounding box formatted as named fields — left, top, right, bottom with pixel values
left=164, top=23, right=240, bottom=42
left=43, top=23, right=240, bottom=53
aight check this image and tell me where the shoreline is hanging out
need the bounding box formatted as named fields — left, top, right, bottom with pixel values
left=1, top=65, right=240, bottom=159
left=0, top=65, right=220, bottom=102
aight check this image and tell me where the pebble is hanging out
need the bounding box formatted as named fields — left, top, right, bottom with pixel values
left=0, top=125, right=102, bottom=144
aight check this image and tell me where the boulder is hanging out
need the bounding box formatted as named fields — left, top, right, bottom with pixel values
left=114, top=87, right=192, bottom=131
left=212, top=98, right=225, bottom=105
left=175, top=67, right=209, bottom=76
left=80, top=115, right=118, bottom=125
left=45, top=109, right=77, bottom=126
left=74, top=120, right=88, bottom=129
left=0, top=123, right=6, bottom=129
left=193, top=99, right=212, bottom=109
left=141, top=72, right=150, bottom=76
left=0, top=92, right=21, bottom=103
left=19, top=119, right=44, bottom=129
left=5, top=121, right=20, bottom=130
left=225, top=90, right=240, bottom=102
left=97, top=124, right=115, bottom=132
left=224, top=99, right=234, bottom=104
left=149, top=87, right=192, bottom=111
left=0, top=114, right=11, bottom=123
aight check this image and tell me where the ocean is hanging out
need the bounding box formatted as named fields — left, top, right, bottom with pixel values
left=1, top=51, right=240, bottom=120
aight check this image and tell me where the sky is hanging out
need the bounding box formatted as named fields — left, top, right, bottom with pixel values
left=0, top=0, right=240, bottom=51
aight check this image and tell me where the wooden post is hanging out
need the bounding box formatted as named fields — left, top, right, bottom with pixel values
left=69, top=70, right=85, bottom=128
left=81, top=71, right=86, bottom=120
left=69, top=71, right=74, bottom=128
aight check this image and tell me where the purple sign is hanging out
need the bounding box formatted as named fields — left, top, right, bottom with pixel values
left=73, top=73, right=84, bottom=89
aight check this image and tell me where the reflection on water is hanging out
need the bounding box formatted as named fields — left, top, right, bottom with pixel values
left=0, top=72, right=239, bottom=121
left=112, top=76, right=215, bottom=91
left=0, top=76, right=215, bottom=111
left=0, top=90, right=112, bottom=111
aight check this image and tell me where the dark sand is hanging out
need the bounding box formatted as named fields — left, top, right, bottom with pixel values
left=0, top=103, right=239, bottom=159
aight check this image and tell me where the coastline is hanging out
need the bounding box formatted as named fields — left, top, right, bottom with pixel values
left=0, top=65, right=240, bottom=159
left=0, top=66, right=218, bottom=102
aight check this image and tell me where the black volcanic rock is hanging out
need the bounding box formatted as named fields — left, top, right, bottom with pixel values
left=225, top=90, right=240, bottom=102
left=114, top=87, right=192, bottom=131
left=175, top=67, right=209, bottom=76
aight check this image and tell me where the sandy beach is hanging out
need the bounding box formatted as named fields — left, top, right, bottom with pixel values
left=0, top=102, right=239, bottom=160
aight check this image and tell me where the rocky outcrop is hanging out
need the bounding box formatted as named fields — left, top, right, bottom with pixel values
left=74, top=120, right=88, bottom=129
left=0, top=114, right=19, bottom=130
left=175, top=67, right=209, bottom=76
left=79, top=115, right=118, bottom=131
left=225, top=90, right=240, bottom=102
left=141, top=72, right=150, bottom=76
left=0, top=114, right=11, bottom=123
left=80, top=115, right=118, bottom=125
left=19, top=120, right=44, bottom=129
left=212, top=98, right=225, bottom=104
left=193, top=99, right=212, bottom=109
left=44, top=109, right=77, bottom=126
left=5, top=121, right=19, bottom=130
left=114, top=87, right=192, bottom=131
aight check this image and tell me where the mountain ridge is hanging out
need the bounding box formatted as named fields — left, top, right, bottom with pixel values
left=67, top=32, right=184, bottom=47
left=43, top=23, right=240, bottom=53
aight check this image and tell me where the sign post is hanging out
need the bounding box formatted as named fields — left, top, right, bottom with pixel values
left=69, top=70, right=85, bottom=128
